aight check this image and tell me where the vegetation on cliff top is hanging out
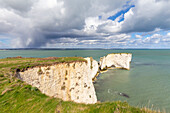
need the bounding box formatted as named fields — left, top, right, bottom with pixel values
left=0, top=57, right=157, bottom=113
left=0, top=56, right=86, bottom=75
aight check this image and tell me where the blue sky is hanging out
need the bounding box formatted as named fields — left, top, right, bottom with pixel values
left=0, top=0, right=170, bottom=48
left=107, top=4, right=135, bottom=23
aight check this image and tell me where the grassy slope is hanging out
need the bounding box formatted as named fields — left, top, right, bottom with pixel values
left=0, top=57, right=155, bottom=113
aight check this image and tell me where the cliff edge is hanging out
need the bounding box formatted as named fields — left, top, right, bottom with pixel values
left=16, top=57, right=98, bottom=104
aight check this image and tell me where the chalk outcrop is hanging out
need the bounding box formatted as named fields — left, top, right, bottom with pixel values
left=85, top=57, right=99, bottom=79
left=17, top=57, right=98, bottom=104
left=16, top=53, right=132, bottom=104
left=99, top=53, right=132, bottom=70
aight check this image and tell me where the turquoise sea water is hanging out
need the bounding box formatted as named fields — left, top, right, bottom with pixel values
left=0, top=49, right=170, bottom=111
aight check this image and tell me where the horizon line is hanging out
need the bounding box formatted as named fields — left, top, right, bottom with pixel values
left=1, top=48, right=170, bottom=50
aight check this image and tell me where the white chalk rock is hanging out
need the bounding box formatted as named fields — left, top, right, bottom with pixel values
left=100, top=53, right=132, bottom=70
left=17, top=59, right=99, bottom=104
left=84, top=57, right=99, bottom=79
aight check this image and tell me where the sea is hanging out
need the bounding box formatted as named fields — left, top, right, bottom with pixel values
left=0, top=49, right=170, bottom=111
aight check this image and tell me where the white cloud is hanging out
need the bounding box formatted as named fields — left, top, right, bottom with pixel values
left=121, top=0, right=170, bottom=32
left=135, top=35, right=142, bottom=38
left=162, top=32, right=170, bottom=42
left=0, top=0, right=128, bottom=47
left=0, top=0, right=170, bottom=48
left=105, top=34, right=130, bottom=43
left=167, top=32, right=170, bottom=36
left=0, top=0, right=36, bottom=13
left=130, top=32, right=170, bottom=48
left=143, top=34, right=161, bottom=44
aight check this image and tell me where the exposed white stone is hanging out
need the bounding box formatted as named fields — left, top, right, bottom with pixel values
left=84, top=57, right=99, bottom=79
left=100, top=53, right=132, bottom=70
left=17, top=58, right=98, bottom=104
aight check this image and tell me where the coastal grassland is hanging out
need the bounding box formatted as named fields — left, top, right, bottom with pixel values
left=0, top=57, right=86, bottom=75
left=0, top=57, right=156, bottom=113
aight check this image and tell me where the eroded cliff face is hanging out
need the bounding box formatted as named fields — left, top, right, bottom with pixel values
left=17, top=57, right=98, bottom=104
left=84, top=57, right=99, bottom=79
left=99, top=53, right=132, bottom=70
left=16, top=53, right=132, bottom=104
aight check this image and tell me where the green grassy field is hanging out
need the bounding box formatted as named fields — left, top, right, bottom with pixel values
left=0, top=57, right=157, bottom=113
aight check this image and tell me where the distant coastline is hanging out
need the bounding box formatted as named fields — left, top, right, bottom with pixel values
left=1, top=48, right=170, bottom=50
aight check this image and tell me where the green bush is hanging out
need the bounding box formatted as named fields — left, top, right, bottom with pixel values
left=37, top=68, right=43, bottom=74
left=31, top=87, right=38, bottom=91
left=16, top=79, right=22, bottom=83
left=24, top=85, right=32, bottom=90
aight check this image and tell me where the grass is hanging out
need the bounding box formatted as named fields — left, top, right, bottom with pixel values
left=0, top=57, right=157, bottom=113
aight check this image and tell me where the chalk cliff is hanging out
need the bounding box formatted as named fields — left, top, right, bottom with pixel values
left=16, top=53, right=132, bottom=104
left=17, top=57, right=98, bottom=104
left=84, top=57, right=99, bottom=79
left=99, top=53, right=132, bottom=70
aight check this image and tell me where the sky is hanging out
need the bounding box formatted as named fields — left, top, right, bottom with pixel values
left=0, top=0, right=170, bottom=48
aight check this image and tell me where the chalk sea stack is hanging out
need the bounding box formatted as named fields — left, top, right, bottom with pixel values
left=99, top=53, right=132, bottom=70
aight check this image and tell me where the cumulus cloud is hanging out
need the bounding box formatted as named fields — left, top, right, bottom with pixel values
left=121, top=0, right=170, bottom=33
left=162, top=32, right=170, bottom=42
left=135, top=35, right=142, bottom=39
left=143, top=34, right=161, bottom=44
left=0, top=0, right=170, bottom=48
left=0, top=0, right=129, bottom=47
left=129, top=32, right=170, bottom=48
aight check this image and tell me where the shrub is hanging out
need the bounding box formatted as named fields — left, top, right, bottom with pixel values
left=37, top=68, right=43, bottom=74
left=31, top=87, right=38, bottom=91
left=24, top=85, right=32, bottom=90
left=17, top=79, right=22, bottom=83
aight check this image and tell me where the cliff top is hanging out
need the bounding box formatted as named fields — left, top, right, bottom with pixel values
left=107, top=53, right=132, bottom=56
left=0, top=56, right=86, bottom=75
